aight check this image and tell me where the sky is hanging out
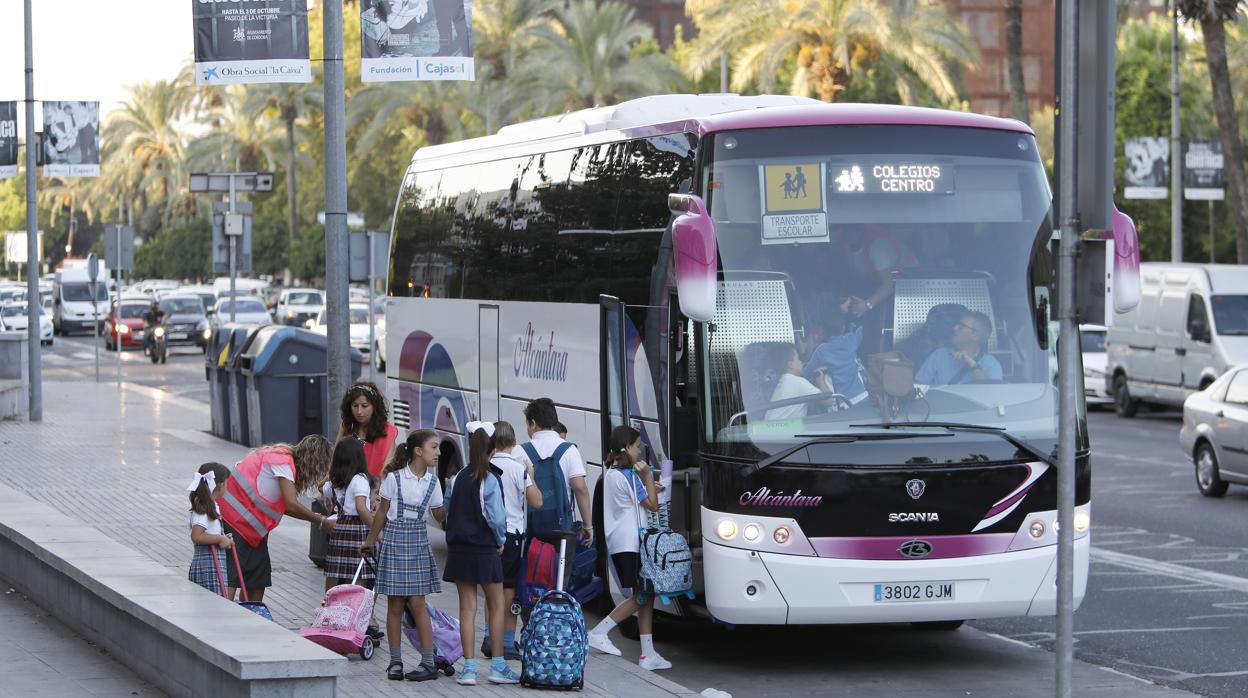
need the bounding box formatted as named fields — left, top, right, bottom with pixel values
left=0, top=0, right=190, bottom=127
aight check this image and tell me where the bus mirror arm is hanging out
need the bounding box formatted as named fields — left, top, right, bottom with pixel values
left=669, top=194, right=718, bottom=323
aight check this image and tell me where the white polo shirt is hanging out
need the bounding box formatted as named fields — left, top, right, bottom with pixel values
left=520, top=430, right=588, bottom=488
left=379, top=468, right=443, bottom=522
left=491, top=451, right=534, bottom=535
left=321, top=473, right=371, bottom=517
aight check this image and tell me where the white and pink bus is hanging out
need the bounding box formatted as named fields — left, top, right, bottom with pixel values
left=383, top=94, right=1123, bottom=628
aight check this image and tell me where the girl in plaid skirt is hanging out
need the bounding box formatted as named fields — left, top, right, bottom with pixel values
left=322, top=438, right=383, bottom=640
left=187, top=462, right=233, bottom=595
left=362, top=430, right=446, bottom=682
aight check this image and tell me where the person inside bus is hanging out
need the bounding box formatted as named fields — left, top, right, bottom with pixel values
left=765, top=343, right=832, bottom=420
left=915, top=311, right=1002, bottom=385
left=804, top=300, right=868, bottom=406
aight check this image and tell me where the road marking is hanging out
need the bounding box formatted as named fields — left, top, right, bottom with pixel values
left=1092, top=547, right=1248, bottom=595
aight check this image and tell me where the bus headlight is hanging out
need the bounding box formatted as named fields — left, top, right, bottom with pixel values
left=773, top=525, right=792, bottom=545
left=1028, top=519, right=1046, bottom=539
left=715, top=519, right=738, bottom=541
left=1074, top=510, right=1091, bottom=532
left=743, top=523, right=761, bottom=542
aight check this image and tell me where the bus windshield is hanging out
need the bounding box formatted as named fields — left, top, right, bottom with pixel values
left=700, top=125, right=1062, bottom=459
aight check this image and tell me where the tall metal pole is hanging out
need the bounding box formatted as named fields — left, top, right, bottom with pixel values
left=23, top=0, right=42, bottom=422
left=1210, top=200, right=1216, bottom=263
left=1171, top=0, right=1183, bottom=262
left=1056, top=0, right=1079, bottom=695
left=324, top=0, right=351, bottom=416
left=116, top=233, right=122, bottom=388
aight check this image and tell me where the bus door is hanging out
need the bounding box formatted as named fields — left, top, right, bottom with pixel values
left=478, top=304, right=500, bottom=422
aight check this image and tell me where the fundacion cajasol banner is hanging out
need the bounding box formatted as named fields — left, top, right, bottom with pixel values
left=194, top=0, right=312, bottom=86
left=361, top=0, right=475, bottom=82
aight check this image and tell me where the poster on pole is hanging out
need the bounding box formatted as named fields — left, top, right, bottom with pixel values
left=0, top=102, right=17, bottom=179
left=194, top=0, right=312, bottom=85
left=41, top=102, right=100, bottom=178
left=1184, top=139, right=1225, bottom=201
left=361, top=0, right=475, bottom=82
left=1123, top=137, right=1168, bottom=200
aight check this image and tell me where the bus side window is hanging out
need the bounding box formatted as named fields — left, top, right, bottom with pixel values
left=391, top=169, right=443, bottom=297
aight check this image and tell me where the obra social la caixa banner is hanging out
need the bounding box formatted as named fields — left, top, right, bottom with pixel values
left=193, top=0, right=312, bottom=86
left=360, top=0, right=475, bottom=82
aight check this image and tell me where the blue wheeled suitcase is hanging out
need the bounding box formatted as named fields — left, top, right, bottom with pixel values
left=519, top=534, right=588, bottom=690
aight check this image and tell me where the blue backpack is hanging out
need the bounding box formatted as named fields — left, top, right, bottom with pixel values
left=519, top=535, right=587, bottom=691
left=521, top=442, right=574, bottom=536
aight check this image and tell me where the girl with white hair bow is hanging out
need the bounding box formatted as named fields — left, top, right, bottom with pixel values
left=187, top=462, right=234, bottom=595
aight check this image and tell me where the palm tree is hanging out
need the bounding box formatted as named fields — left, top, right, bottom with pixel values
left=187, top=87, right=282, bottom=173
left=243, top=82, right=322, bottom=281
left=519, top=0, right=687, bottom=112
left=107, top=80, right=197, bottom=231
left=1177, top=0, right=1248, bottom=263
left=685, top=0, right=977, bottom=104
left=473, top=0, right=558, bottom=77
left=1005, top=0, right=1029, bottom=121
left=38, top=177, right=99, bottom=258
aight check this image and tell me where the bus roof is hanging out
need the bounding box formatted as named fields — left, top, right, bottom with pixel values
left=412, top=94, right=1033, bottom=164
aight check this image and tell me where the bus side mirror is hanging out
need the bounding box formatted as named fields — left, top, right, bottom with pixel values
left=668, top=194, right=718, bottom=323
left=1104, top=206, right=1140, bottom=314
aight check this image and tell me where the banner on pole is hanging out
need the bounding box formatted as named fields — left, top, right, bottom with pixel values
left=361, top=0, right=475, bottom=82
left=0, top=102, right=16, bottom=179
left=41, top=102, right=99, bottom=178
left=194, top=0, right=312, bottom=86
left=1184, top=139, right=1225, bottom=201
left=1123, top=137, right=1168, bottom=200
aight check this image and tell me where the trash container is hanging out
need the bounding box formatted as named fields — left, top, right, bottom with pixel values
left=226, top=326, right=259, bottom=445
left=239, top=325, right=363, bottom=447
left=204, top=326, right=236, bottom=440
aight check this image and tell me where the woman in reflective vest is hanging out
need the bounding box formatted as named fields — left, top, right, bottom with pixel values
left=336, top=380, right=399, bottom=478
left=219, top=434, right=335, bottom=602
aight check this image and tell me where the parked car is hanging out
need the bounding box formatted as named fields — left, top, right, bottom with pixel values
left=1179, top=365, right=1248, bottom=497
left=0, top=302, right=53, bottom=345
left=275, top=288, right=325, bottom=327
left=1081, top=324, right=1110, bottom=407
left=209, top=297, right=272, bottom=328
left=308, top=303, right=373, bottom=353
left=1106, top=263, right=1248, bottom=417
left=104, top=298, right=152, bottom=350
left=157, top=295, right=211, bottom=351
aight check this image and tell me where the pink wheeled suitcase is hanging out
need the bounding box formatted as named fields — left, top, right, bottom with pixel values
left=299, top=559, right=380, bottom=660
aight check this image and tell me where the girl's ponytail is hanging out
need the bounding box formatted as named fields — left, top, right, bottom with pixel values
left=605, top=425, right=640, bottom=469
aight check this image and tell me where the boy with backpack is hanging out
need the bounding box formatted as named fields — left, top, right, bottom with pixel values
left=518, top=398, right=593, bottom=544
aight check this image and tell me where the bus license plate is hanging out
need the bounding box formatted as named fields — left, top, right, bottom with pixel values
left=873, top=581, right=955, bottom=603
left=169, top=332, right=187, bottom=340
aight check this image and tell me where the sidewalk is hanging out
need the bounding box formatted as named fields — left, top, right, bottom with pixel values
left=0, top=381, right=694, bottom=698
left=0, top=581, right=164, bottom=698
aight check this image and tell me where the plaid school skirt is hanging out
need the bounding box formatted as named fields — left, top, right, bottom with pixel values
left=375, top=517, right=441, bottom=597
left=325, top=514, right=375, bottom=581
left=188, top=544, right=224, bottom=596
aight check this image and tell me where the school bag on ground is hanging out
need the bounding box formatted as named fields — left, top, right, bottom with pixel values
left=401, top=606, right=460, bottom=675
left=521, top=442, right=574, bottom=537
left=520, top=532, right=588, bottom=691
left=639, top=527, right=695, bottom=605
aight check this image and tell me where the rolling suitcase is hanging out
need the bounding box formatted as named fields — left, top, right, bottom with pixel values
left=519, top=532, right=588, bottom=690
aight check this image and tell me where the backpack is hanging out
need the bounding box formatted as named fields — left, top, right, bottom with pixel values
left=521, top=442, right=574, bottom=536
left=639, top=528, right=694, bottom=603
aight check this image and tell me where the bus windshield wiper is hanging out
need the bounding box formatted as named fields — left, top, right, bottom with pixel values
left=748, top=432, right=953, bottom=475
left=850, top=421, right=1056, bottom=467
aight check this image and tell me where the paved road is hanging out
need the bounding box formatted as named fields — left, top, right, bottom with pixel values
left=973, top=407, right=1248, bottom=697
left=42, top=332, right=213, bottom=404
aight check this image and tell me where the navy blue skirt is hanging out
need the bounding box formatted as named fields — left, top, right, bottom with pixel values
left=443, top=545, right=503, bottom=585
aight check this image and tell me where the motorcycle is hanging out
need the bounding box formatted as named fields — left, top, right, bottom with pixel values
left=145, top=323, right=168, bottom=364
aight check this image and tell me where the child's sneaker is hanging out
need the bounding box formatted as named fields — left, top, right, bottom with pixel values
left=587, top=632, right=622, bottom=656
left=639, top=652, right=673, bottom=671
left=456, top=667, right=478, bottom=686
left=489, top=664, right=521, bottom=684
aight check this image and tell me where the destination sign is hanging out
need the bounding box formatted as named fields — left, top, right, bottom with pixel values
left=831, top=162, right=954, bottom=195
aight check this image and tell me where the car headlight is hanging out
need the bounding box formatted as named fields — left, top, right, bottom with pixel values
left=117, top=324, right=130, bottom=334
left=202, top=328, right=212, bottom=340
left=154, top=327, right=165, bottom=338
left=286, top=310, right=295, bottom=318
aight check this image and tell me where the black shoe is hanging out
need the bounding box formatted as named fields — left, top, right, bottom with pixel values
left=366, top=626, right=384, bottom=641
left=405, top=665, right=439, bottom=682
left=480, top=636, right=492, bottom=658
left=386, top=661, right=404, bottom=680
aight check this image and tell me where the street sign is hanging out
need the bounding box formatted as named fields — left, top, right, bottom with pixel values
left=86, top=253, right=98, bottom=282
left=348, top=231, right=390, bottom=282
left=190, top=172, right=274, bottom=193
left=212, top=214, right=252, bottom=273
left=212, top=201, right=253, bottom=214
left=103, top=225, right=134, bottom=271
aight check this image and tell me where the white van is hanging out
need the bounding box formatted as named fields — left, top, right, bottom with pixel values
left=53, top=265, right=112, bottom=336
left=1105, top=263, right=1248, bottom=416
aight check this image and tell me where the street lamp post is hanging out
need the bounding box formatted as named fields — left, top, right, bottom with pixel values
left=23, top=0, right=41, bottom=422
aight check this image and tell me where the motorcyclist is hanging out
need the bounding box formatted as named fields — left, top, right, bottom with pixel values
left=143, top=301, right=165, bottom=354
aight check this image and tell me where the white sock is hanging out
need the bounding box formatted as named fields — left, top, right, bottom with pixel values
left=591, top=617, right=617, bottom=636
left=640, top=634, right=655, bottom=657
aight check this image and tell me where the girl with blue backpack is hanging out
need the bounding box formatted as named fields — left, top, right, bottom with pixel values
left=587, top=426, right=672, bottom=671
left=443, top=425, right=517, bottom=685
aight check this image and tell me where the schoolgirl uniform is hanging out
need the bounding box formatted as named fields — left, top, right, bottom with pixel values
left=188, top=504, right=226, bottom=595
left=442, top=468, right=507, bottom=585
left=321, top=473, right=375, bottom=582
left=375, top=468, right=443, bottom=597
left=602, top=466, right=650, bottom=596
left=489, top=451, right=532, bottom=589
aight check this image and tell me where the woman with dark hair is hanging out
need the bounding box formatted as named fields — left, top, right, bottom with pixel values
left=337, top=380, right=399, bottom=478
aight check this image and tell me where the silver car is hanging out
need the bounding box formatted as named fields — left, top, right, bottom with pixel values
left=1179, top=364, right=1248, bottom=497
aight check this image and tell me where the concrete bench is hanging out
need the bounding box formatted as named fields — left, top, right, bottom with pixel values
left=0, top=482, right=346, bottom=696
left=0, top=331, right=29, bottom=420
